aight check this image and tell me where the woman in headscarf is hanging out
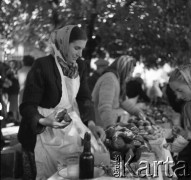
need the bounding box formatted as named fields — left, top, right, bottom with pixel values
left=92, top=55, right=146, bottom=129
left=168, top=64, right=191, bottom=180
left=18, top=25, right=106, bottom=179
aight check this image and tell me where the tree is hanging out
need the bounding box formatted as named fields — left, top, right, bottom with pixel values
left=93, top=0, right=191, bottom=68
left=1, top=0, right=190, bottom=69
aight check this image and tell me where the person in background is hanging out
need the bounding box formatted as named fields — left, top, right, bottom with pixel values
left=147, top=80, right=163, bottom=105
left=0, top=62, right=8, bottom=148
left=126, top=73, right=150, bottom=105
left=88, top=48, right=109, bottom=93
left=17, top=55, right=35, bottom=106
left=3, top=61, right=20, bottom=124
left=0, top=62, right=10, bottom=125
left=18, top=25, right=106, bottom=179
left=92, top=55, right=146, bottom=129
left=167, top=64, right=191, bottom=180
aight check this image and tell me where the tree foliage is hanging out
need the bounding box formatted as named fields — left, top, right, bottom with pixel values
left=1, top=0, right=191, bottom=68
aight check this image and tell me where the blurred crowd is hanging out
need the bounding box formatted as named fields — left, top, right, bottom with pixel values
left=0, top=55, right=35, bottom=127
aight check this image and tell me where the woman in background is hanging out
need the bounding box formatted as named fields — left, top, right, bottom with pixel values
left=168, top=64, right=191, bottom=180
left=92, top=55, right=146, bottom=129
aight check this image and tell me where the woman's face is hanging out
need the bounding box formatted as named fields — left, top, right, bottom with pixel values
left=170, top=81, right=191, bottom=101
left=67, top=40, right=87, bottom=63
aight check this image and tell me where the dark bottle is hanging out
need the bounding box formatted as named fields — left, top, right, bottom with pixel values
left=79, top=132, right=94, bottom=179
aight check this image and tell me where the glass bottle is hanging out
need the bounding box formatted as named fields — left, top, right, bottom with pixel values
left=79, top=132, right=94, bottom=179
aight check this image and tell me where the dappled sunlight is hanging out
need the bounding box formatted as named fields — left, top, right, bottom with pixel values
left=133, top=62, right=173, bottom=87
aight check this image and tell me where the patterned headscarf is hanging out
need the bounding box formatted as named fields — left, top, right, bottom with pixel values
left=50, top=25, right=78, bottom=79
left=179, top=64, right=191, bottom=140
left=104, top=55, right=136, bottom=101
left=179, top=64, right=191, bottom=90
left=116, top=55, right=136, bottom=81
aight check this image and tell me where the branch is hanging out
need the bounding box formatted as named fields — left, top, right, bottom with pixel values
left=48, top=0, right=60, bottom=28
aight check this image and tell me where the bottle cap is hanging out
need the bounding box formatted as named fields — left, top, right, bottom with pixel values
left=84, top=132, right=91, bottom=141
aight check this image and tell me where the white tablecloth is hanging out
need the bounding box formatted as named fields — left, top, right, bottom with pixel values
left=48, top=138, right=175, bottom=180
left=48, top=162, right=163, bottom=180
left=48, top=174, right=139, bottom=180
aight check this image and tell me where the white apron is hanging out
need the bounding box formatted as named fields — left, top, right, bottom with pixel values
left=35, top=59, right=101, bottom=179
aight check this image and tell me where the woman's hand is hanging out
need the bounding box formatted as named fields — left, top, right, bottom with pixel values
left=39, top=110, right=71, bottom=129
left=88, top=121, right=106, bottom=141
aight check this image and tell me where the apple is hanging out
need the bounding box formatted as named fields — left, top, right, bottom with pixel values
left=139, top=125, right=144, bottom=130
left=145, top=125, right=152, bottom=131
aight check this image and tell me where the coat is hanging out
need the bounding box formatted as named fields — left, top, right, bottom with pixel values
left=18, top=55, right=95, bottom=151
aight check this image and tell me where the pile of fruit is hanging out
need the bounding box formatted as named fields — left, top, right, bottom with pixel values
left=144, top=105, right=171, bottom=124
left=104, top=116, right=166, bottom=151
left=104, top=123, right=151, bottom=164
left=105, top=123, right=145, bottom=152
left=103, top=105, right=171, bottom=169
left=103, top=118, right=167, bottom=177
left=127, top=116, right=165, bottom=140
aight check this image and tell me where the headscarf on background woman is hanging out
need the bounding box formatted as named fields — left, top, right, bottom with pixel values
left=168, top=64, right=191, bottom=179
left=104, top=55, right=136, bottom=101
left=169, top=64, right=191, bottom=139
left=179, top=64, right=191, bottom=90
left=179, top=64, right=191, bottom=140
left=49, top=25, right=79, bottom=78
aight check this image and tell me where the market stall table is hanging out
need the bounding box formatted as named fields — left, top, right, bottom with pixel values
left=48, top=158, right=164, bottom=180
left=48, top=170, right=163, bottom=180
left=48, top=137, right=174, bottom=180
left=48, top=104, right=177, bottom=180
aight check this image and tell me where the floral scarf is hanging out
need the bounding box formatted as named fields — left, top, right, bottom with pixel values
left=50, top=25, right=78, bottom=79
left=104, top=55, right=136, bottom=101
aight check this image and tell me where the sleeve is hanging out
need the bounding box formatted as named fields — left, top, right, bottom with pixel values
left=19, top=60, right=45, bottom=134
left=98, top=76, right=119, bottom=128
left=76, top=61, right=95, bottom=125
